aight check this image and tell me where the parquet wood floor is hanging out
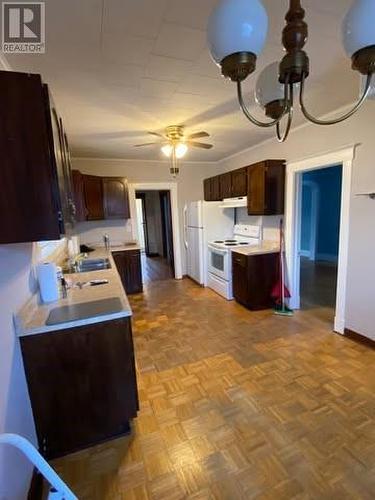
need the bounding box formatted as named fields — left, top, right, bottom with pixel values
left=142, top=255, right=174, bottom=283
left=53, top=279, right=375, bottom=499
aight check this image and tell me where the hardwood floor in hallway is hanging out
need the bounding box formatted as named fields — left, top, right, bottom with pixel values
left=53, top=279, right=375, bottom=499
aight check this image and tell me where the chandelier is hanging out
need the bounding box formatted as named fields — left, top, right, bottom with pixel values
left=207, top=0, right=375, bottom=142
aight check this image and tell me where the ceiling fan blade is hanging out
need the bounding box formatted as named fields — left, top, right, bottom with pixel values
left=188, top=131, right=210, bottom=140
left=134, top=142, right=159, bottom=148
left=148, top=131, right=166, bottom=139
left=188, top=141, right=213, bottom=150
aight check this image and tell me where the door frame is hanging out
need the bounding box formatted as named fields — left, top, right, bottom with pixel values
left=135, top=192, right=149, bottom=255
left=284, top=146, right=356, bottom=334
left=128, top=182, right=182, bottom=280
left=300, top=180, right=320, bottom=261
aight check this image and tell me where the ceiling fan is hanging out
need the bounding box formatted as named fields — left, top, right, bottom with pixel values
left=134, top=125, right=213, bottom=159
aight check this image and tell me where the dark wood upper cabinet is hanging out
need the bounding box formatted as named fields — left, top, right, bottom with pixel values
left=20, top=317, right=139, bottom=459
left=71, top=170, right=87, bottom=222
left=112, top=250, right=143, bottom=295
left=231, top=167, right=248, bottom=197
left=219, top=172, right=232, bottom=200
left=248, top=160, right=285, bottom=215
left=83, top=175, right=105, bottom=221
left=103, top=177, right=130, bottom=219
left=203, top=176, right=221, bottom=202
left=0, top=71, right=66, bottom=243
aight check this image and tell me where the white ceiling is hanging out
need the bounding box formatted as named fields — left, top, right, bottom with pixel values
left=5, top=0, right=361, bottom=162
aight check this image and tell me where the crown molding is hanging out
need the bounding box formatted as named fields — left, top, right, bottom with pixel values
left=72, top=156, right=218, bottom=165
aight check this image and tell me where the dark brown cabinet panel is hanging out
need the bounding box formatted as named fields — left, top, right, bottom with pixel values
left=232, top=251, right=279, bottom=310
left=83, top=175, right=104, bottom=220
left=103, top=177, right=130, bottom=219
left=0, top=71, right=63, bottom=243
left=203, top=176, right=221, bottom=201
left=248, top=160, right=285, bottom=215
left=219, top=172, right=232, bottom=199
left=20, top=317, right=139, bottom=459
left=112, top=250, right=143, bottom=295
left=71, top=170, right=87, bottom=222
left=231, top=167, right=248, bottom=197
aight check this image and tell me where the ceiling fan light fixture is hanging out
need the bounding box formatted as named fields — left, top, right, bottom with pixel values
left=161, top=144, right=173, bottom=158
left=175, top=142, right=188, bottom=159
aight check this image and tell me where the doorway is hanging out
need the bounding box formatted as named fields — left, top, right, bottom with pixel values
left=299, top=166, right=342, bottom=324
left=135, top=190, right=174, bottom=283
left=285, top=146, right=355, bottom=334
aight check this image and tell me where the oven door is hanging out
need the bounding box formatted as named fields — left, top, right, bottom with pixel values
left=208, top=245, right=229, bottom=281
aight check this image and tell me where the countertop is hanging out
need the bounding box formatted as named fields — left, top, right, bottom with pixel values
left=15, top=245, right=140, bottom=338
left=232, top=241, right=280, bottom=256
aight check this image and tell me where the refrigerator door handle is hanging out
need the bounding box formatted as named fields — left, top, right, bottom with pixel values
left=183, top=205, right=188, bottom=249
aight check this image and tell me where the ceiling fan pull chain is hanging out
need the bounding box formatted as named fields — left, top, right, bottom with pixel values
left=299, top=72, right=373, bottom=126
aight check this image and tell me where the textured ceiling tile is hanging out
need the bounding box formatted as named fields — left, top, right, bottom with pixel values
left=153, top=23, right=206, bottom=61
left=163, top=0, right=217, bottom=30
left=145, top=55, right=193, bottom=83
left=103, top=0, right=168, bottom=40
left=101, top=33, right=154, bottom=67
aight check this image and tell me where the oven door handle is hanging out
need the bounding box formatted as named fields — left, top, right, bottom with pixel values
left=208, top=245, right=228, bottom=255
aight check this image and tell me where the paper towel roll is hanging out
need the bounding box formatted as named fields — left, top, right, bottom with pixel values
left=37, top=262, right=59, bottom=303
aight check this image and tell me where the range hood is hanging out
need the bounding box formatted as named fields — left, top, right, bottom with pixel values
left=219, top=196, right=247, bottom=208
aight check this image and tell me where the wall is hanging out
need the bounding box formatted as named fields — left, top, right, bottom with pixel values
left=302, top=166, right=342, bottom=261
left=72, top=159, right=221, bottom=272
left=76, top=219, right=133, bottom=247
left=0, top=244, right=38, bottom=500
left=218, top=103, right=375, bottom=340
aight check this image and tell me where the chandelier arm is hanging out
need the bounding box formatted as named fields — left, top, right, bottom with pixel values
left=237, top=79, right=290, bottom=128
left=276, top=84, right=294, bottom=143
left=299, top=72, right=373, bottom=126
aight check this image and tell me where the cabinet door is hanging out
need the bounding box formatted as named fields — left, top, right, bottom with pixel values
left=72, top=170, right=87, bottom=221
left=113, top=250, right=143, bottom=295
left=248, top=163, right=267, bottom=215
left=20, top=318, right=138, bottom=459
left=103, top=177, right=130, bottom=219
left=219, top=172, right=232, bottom=200
left=247, top=253, right=278, bottom=310
left=232, top=252, right=249, bottom=306
left=83, top=175, right=104, bottom=220
left=211, top=176, right=221, bottom=201
left=231, top=168, right=247, bottom=197
left=203, top=178, right=211, bottom=201
left=0, top=72, right=62, bottom=243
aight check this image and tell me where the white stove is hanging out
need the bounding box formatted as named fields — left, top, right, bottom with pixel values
left=207, top=224, right=261, bottom=300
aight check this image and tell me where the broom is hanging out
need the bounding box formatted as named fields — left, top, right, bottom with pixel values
left=272, top=219, right=293, bottom=316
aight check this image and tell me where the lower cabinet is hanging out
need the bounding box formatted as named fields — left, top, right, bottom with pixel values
left=232, top=252, right=279, bottom=310
left=20, top=317, right=139, bottom=459
left=112, top=250, right=143, bottom=295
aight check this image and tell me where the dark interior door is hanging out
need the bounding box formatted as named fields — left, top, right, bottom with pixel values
left=160, top=191, right=175, bottom=274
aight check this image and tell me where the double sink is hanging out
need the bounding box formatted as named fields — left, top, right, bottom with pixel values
left=72, top=257, right=112, bottom=273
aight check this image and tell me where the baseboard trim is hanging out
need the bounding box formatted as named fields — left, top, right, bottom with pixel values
left=344, top=328, right=375, bottom=349
left=28, top=469, right=44, bottom=500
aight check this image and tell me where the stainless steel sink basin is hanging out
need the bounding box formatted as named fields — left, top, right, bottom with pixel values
left=76, top=258, right=111, bottom=273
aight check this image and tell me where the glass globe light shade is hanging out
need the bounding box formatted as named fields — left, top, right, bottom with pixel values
left=207, top=0, right=268, bottom=64
left=255, top=62, right=285, bottom=108
left=342, top=0, right=375, bottom=57
left=161, top=144, right=173, bottom=157
left=175, top=143, right=188, bottom=159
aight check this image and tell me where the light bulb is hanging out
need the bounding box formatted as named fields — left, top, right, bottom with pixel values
left=207, top=0, right=268, bottom=64
left=342, top=0, right=375, bottom=57
left=175, top=143, right=188, bottom=159
left=255, top=62, right=285, bottom=108
left=161, top=144, right=173, bottom=158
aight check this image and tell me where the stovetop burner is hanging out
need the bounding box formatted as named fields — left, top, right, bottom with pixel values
left=225, top=239, right=237, bottom=243
left=214, top=240, right=224, bottom=243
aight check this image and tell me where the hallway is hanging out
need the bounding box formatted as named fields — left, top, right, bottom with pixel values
left=141, top=254, right=174, bottom=284
left=53, top=279, right=375, bottom=499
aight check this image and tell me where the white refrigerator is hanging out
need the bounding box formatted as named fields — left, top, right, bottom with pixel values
left=183, top=201, right=233, bottom=286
